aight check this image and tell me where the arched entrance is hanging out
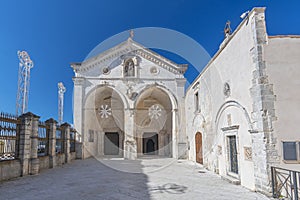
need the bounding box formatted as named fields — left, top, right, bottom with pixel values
left=135, top=86, right=173, bottom=157
left=143, top=133, right=158, bottom=155
left=83, top=86, right=125, bottom=158
left=195, top=132, right=203, bottom=164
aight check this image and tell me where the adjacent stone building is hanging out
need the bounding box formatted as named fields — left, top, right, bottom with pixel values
left=185, top=7, right=300, bottom=193
left=71, top=7, right=300, bottom=194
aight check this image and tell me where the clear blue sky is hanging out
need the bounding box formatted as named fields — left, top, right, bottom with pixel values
left=0, top=0, right=299, bottom=123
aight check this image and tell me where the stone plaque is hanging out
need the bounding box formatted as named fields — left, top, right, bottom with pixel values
left=217, top=145, right=222, bottom=155
left=244, top=146, right=252, bottom=161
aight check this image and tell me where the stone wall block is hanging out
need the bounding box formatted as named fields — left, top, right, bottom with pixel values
left=29, top=115, right=40, bottom=175
left=45, top=118, right=57, bottom=168
left=61, top=123, right=71, bottom=163
left=18, top=112, right=40, bottom=176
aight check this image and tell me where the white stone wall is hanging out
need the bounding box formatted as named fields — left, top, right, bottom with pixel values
left=185, top=8, right=267, bottom=191
left=264, top=37, right=300, bottom=170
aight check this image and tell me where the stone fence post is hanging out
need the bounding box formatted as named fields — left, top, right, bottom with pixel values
left=61, top=123, right=71, bottom=163
left=45, top=118, right=57, bottom=168
left=18, top=112, right=40, bottom=176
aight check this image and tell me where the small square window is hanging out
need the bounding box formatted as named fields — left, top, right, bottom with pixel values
left=283, top=142, right=297, bottom=161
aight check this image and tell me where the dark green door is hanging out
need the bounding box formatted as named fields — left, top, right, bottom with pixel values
left=228, top=135, right=238, bottom=174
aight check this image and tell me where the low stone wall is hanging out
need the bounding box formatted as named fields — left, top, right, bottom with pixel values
left=71, top=152, right=76, bottom=160
left=0, top=112, right=82, bottom=182
left=38, top=156, right=50, bottom=171
left=0, top=160, right=21, bottom=182
left=56, top=154, right=65, bottom=166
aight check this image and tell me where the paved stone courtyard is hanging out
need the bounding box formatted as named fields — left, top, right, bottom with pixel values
left=0, top=158, right=270, bottom=200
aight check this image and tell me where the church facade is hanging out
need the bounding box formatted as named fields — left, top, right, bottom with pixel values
left=71, top=39, right=188, bottom=160
left=71, top=7, right=300, bottom=194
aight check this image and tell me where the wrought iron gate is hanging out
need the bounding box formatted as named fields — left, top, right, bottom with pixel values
left=271, top=166, right=300, bottom=199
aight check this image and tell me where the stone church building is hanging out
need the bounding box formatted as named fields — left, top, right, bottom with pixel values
left=71, top=8, right=300, bottom=194
left=71, top=37, right=187, bottom=160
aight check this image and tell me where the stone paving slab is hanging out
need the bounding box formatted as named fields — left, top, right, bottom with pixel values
left=0, top=158, right=270, bottom=200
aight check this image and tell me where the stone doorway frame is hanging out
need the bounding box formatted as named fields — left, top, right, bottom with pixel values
left=142, top=132, right=158, bottom=155
left=222, top=126, right=240, bottom=179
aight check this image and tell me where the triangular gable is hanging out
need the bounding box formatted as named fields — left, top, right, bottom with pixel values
left=71, top=38, right=188, bottom=75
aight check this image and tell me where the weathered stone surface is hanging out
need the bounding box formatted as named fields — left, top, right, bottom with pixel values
left=0, top=158, right=270, bottom=200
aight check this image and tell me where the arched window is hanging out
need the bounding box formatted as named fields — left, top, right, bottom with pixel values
left=124, top=59, right=135, bottom=77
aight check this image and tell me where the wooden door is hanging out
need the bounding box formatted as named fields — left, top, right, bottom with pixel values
left=195, top=132, right=203, bottom=164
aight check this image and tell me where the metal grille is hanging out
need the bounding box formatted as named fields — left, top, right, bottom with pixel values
left=70, top=128, right=76, bottom=152
left=0, top=113, right=19, bottom=161
left=56, top=126, right=64, bottom=154
left=38, top=121, right=48, bottom=156
left=272, top=167, right=300, bottom=199
left=228, top=135, right=238, bottom=174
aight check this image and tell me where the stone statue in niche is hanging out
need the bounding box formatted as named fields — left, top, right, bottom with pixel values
left=124, top=58, right=135, bottom=77
left=223, top=82, right=231, bottom=98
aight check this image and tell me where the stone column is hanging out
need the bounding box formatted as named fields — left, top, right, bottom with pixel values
left=45, top=118, right=57, bottom=168
left=172, top=109, right=178, bottom=159
left=72, top=77, right=84, bottom=158
left=61, top=123, right=71, bottom=163
left=158, top=130, right=165, bottom=156
left=18, top=112, right=40, bottom=176
left=123, top=109, right=137, bottom=160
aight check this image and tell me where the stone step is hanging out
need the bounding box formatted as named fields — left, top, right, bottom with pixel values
left=222, top=175, right=241, bottom=185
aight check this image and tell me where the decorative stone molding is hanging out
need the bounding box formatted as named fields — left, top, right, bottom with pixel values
left=223, top=82, right=231, bottom=98
left=102, top=66, right=110, bottom=75
left=217, top=145, right=222, bottom=155
left=244, top=146, right=252, bottom=161
left=72, top=77, right=85, bottom=85
left=71, top=39, right=187, bottom=75
left=221, top=125, right=239, bottom=132
left=150, top=66, right=159, bottom=75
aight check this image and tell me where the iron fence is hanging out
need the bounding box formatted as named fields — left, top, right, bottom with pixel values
left=271, top=166, right=300, bottom=199
left=0, top=112, right=19, bottom=161
left=38, top=121, right=49, bottom=156
left=70, top=128, right=76, bottom=152
left=56, top=126, right=64, bottom=154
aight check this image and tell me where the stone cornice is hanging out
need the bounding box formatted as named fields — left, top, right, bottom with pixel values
left=20, top=112, right=40, bottom=119
left=72, top=77, right=85, bottom=85
left=221, top=125, right=239, bottom=132
left=71, top=39, right=188, bottom=75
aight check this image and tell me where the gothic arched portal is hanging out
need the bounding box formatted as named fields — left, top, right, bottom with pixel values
left=135, top=86, right=174, bottom=157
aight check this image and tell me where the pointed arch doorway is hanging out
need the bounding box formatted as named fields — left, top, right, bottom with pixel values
left=195, top=132, right=203, bottom=164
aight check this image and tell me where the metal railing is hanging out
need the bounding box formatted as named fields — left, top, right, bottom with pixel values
left=38, top=121, right=49, bottom=156
left=56, top=126, right=64, bottom=154
left=271, top=166, right=300, bottom=199
left=0, top=113, right=19, bottom=161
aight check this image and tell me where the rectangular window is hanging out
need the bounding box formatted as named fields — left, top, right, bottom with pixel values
left=283, top=142, right=297, bottom=161
left=88, top=130, right=94, bottom=142
left=194, top=92, right=199, bottom=112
